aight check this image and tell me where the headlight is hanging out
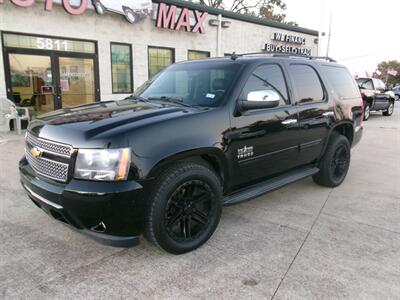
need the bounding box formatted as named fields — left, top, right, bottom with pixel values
left=74, top=148, right=131, bottom=181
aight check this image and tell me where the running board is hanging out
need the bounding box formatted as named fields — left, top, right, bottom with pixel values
left=223, top=166, right=319, bottom=206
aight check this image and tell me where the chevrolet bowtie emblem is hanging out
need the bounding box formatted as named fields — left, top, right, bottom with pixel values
left=30, top=147, right=43, bottom=159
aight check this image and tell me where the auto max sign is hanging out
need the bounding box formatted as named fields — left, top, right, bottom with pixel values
left=0, top=0, right=153, bottom=23
left=264, top=32, right=312, bottom=56
left=156, top=3, right=208, bottom=33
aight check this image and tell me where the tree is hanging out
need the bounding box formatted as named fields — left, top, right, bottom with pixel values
left=259, top=0, right=297, bottom=26
left=376, top=60, right=400, bottom=87
left=198, top=0, right=297, bottom=25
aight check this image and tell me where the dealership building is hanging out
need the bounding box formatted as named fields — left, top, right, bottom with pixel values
left=0, top=0, right=318, bottom=118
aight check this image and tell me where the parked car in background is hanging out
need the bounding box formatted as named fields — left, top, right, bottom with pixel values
left=92, top=0, right=152, bottom=23
left=19, top=54, right=363, bottom=254
left=356, top=77, right=395, bottom=120
left=392, top=86, right=400, bottom=101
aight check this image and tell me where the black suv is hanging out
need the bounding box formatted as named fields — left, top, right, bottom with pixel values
left=356, top=77, right=395, bottom=120
left=19, top=54, right=363, bottom=254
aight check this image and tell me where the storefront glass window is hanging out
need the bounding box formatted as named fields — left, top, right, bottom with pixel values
left=9, top=53, right=54, bottom=118
left=188, top=50, right=210, bottom=60
left=111, top=43, right=132, bottom=93
left=148, top=47, right=174, bottom=78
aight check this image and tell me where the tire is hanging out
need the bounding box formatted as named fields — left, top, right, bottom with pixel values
left=395, top=95, right=399, bottom=101
left=123, top=7, right=137, bottom=23
left=313, top=133, right=351, bottom=188
left=363, top=102, right=370, bottom=121
left=144, top=162, right=222, bottom=254
left=93, top=1, right=105, bottom=15
left=383, top=102, right=394, bottom=116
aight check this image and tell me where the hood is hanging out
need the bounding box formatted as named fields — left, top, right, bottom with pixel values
left=28, top=99, right=196, bottom=148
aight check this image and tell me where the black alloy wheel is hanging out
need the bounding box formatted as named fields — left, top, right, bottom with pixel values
left=313, top=133, right=351, bottom=187
left=145, top=162, right=222, bottom=254
left=330, top=144, right=350, bottom=183
left=165, top=180, right=213, bottom=241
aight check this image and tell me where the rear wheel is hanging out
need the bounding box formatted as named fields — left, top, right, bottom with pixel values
left=363, top=102, right=370, bottom=121
left=313, top=133, right=351, bottom=187
left=93, top=1, right=105, bottom=15
left=383, top=102, right=394, bottom=116
left=144, top=162, right=222, bottom=254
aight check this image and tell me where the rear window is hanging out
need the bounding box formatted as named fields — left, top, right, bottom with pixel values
left=322, top=66, right=360, bottom=99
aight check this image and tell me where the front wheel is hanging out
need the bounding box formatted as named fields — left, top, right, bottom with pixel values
left=144, top=162, right=222, bottom=254
left=123, top=7, right=137, bottom=23
left=383, top=102, right=394, bottom=116
left=313, top=133, right=351, bottom=187
left=363, top=102, right=370, bottom=121
left=93, top=0, right=105, bottom=15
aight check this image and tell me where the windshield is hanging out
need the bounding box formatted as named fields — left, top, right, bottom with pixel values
left=356, top=78, right=370, bottom=88
left=134, top=61, right=242, bottom=107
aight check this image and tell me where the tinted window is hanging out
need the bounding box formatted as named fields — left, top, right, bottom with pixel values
left=356, top=78, right=374, bottom=90
left=290, top=64, right=324, bottom=103
left=241, top=64, right=289, bottom=106
left=322, top=66, right=359, bottom=99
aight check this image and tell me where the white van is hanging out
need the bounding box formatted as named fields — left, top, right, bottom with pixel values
left=92, top=0, right=153, bottom=23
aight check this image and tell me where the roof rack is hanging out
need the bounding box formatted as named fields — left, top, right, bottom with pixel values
left=230, top=51, right=337, bottom=62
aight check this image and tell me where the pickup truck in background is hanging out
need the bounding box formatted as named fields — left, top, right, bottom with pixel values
left=356, top=77, right=395, bottom=120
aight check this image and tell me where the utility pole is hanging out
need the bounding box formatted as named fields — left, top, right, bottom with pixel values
left=326, top=13, right=332, bottom=57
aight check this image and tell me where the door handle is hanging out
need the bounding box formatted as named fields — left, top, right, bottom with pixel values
left=322, top=111, right=335, bottom=117
left=281, top=119, right=298, bottom=125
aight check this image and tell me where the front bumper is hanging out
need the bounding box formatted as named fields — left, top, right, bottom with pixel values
left=19, top=157, right=149, bottom=247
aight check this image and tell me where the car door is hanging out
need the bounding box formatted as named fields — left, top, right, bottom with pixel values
left=286, top=63, right=331, bottom=166
left=373, top=79, right=390, bottom=110
left=226, top=63, right=300, bottom=187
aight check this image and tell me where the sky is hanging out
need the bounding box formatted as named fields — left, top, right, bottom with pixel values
left=284, top=0, right=400, bottom=76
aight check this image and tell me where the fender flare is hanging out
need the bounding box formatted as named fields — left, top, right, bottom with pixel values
left=146, top=147, right=231, bottom=188
left=320, top=121, right=354, bottom=157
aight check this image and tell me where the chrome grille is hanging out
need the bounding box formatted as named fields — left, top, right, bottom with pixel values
left=26, top=133, right=73, bottom=157
left=25, top=132, right=73, bottom=182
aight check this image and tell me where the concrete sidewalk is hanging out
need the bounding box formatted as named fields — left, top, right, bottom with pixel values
left=0, top=108, right=399, bottom=299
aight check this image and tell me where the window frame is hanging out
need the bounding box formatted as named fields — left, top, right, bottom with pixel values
left=238, top=63, right=292, bottom=109
left=110, top=42, right=133, bottom=94
left=147, top=46, right=175, bottom=79
left=289, top=63, right=327, bottom=105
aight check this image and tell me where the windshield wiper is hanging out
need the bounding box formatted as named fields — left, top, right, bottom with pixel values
left=147, top=96, right=192, bottom=107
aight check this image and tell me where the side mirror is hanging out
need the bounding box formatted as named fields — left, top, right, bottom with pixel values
left=239, top=90, right=280, bottom=110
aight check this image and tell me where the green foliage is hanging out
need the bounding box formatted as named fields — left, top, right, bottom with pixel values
left=376, top=60, right=400, bottom=87
left=198, top=0, right=297, bottom=26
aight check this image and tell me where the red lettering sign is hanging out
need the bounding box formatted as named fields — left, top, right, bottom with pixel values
left=156, top=3, right=176, bottom=30
left=62, top=0, right=87, bottom=15
left=2, top=0, right=87, bottom=15
left=10, top=0, right=34, bottom=7
left=175, top=8, right=191, bottom=32
left=192, top=10, right=208, bottom=33
left=156, top=3, right=207, bottom=34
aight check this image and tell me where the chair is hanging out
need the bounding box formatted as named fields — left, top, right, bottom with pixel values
left=0, top=97, right=30, bottom=134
